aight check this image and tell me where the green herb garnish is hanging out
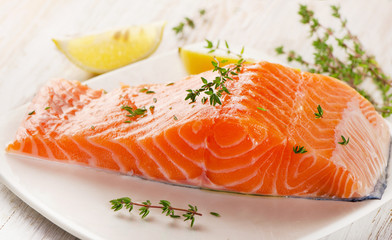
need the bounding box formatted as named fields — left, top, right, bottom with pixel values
left=314, top=105, right=323, bottom=119
left=139, top=88, right=148, bottom=93
left=146, top=90, right=155, bottom=94
left=166, top=82, right=174, bottom=86
left=173, top=9, right=207, bottom=37
left=184, top=17, right=194, bottom=29
left=185, top=39, right=245, bottom=106
left=173, top=115, right=178, bottom=120
left=159, top=200, right=180, bottom=218
left=183, top=204, right=198, bottom=227
left=28, top=110, right=35, bottom=115
left=257, top=107, right=267, bottom=111
left=210, top=212, right=220, bottom=217
left=139, top=200, right=151, bottom=219
left=293, top=145, right=307, bottom=154
left=276, top=4, right=392, bottom=117
left=338, top=135, right=350, bottom=145
left=172, top=22, right=185, bottom=35
left=121, top=105, right=147, bottom=120
left=110, top=197, right=202, bottom=227
left=45, top=107, right=50, bottom=110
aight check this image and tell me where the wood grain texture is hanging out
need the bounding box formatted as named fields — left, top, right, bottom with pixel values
left=0, top=0, right=391, bottom=239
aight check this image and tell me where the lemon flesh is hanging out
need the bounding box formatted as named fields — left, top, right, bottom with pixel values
left=53, top=22, right=165, bottom=74
left=179, top=43, right=254, bottom=75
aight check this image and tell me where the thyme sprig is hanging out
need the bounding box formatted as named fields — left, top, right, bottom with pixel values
left=185, top=40, right=245, bottom=106
left=205, top=39, right=245, bottom=59
left=276, top=5, right=392, bottom=117
left=173, top=9, right=207, bottom=38
left=110, top=197, right=205, bottom=227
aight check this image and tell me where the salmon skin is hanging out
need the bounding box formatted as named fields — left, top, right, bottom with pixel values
left=6, top=62, right=391, bottom=201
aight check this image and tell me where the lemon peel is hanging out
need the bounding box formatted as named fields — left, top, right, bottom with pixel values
left=53, top=21, right=166, bottom=74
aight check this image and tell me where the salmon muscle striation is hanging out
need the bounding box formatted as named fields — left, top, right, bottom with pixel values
left=6, top=62, right=391, bottom=200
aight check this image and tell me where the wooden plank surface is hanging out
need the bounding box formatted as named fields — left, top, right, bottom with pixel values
left=0, top=0, right=391, bottom=239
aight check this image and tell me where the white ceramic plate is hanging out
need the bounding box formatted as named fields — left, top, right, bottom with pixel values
left=0, top=49, right=391, bottom=240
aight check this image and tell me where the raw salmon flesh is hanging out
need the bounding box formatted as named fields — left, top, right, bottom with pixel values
left=6, top=62, right=391, bottom=200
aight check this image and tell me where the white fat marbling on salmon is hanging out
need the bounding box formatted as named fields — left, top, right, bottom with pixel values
left=113, top=140, right=150, bottom=177
left=250, top=147, right=284, bottom=193
left=52, top=139, right=72, bottom=161
left=177, top=126, right=205, bottom=150
left=135, top=140, right=171, bottom=180
left=69, top=137, right=97, bottom=167
left=86, top=137, right=125, bottom=172
left=330, top=99, right=389, bottom=197
left=30, top=136, right=38, bottom=155
left=35, top=135, right=54, bottom=159
left=152, top=137, right=190, bottom=179
left=163, top=132, right=203, bottom=168
left=207, top=143, right=278, bottom=174
left=207, top=142, right=256, bottom=160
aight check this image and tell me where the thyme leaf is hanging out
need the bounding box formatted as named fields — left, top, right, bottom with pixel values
left=314, top=105, right=324, bottom=119
left=338, top=135, right=350, bottom=145
left=293, top=145, right=307, bottom=154
left=121, top=105, right=147, bottom=121
left=173, top=9, right=207, bottom=38
left=139, top=88, right=148, bottom=93
left=210, top=212, right=221, bottom=217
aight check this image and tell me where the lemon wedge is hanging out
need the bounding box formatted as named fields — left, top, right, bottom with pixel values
left=53, top=22, right=166, bottom=74
left=179, top=42, right=254, bottom=75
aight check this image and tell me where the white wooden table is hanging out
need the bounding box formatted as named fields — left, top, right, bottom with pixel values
left=1, top=0, right=391, bottom=239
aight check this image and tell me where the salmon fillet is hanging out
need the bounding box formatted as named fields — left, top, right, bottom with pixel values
left=6, top=62, right=390, bottom=200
